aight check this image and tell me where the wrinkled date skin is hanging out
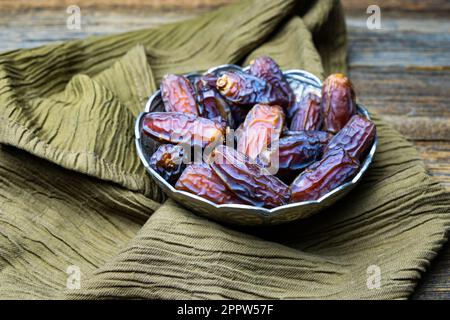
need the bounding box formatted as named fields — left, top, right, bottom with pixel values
left=149, top=144, right=186, bottom=185
left=209, top=145, right=289, bottom=208
left=196, top=73, right=234, bottom=128
left=175, top=163, right=243, bottom=205
left=142, top=112, right=224, bottom=148
left=161, top=74, right=199, bottom=114
left=290, top=148, right=360, bottom=202
left=325, top=114, right=376, bottom=161
left=236, top=104, right=285, bottom=160
left=248, top=56, right=295, bottom=112
left=321, top=74, right=356, bottom=133
left=216, top=70, right=290, bottom=108
left=259, top=131, right=333, bottom=183
left=284, top=130, right=332, bottom=143
left=290, top=93, right=322, bottom=131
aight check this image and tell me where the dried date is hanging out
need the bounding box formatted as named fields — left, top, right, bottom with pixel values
left=142, top=112, right=224, bottom=148
left=248, top=56, right=295, bottom=112
left=290, top=148, right=360, bottom=202
left=236, top=104, right=285, bottom=160
left=160, top=74, right=199, bottom=114
left=284, top=130, right=332, bottom=143
left=321, top=74, right=356, bottom=133
left=230, top=104, right=250, bottom=129
left=289, top=93, right=322, bottom=131
left=324, top=114, right=376, bottom=161
left=175, top=163, right=243, bottom=205
left=149, top=144, right=186, bottom=185
left=209, top=145, right=289, bottom=208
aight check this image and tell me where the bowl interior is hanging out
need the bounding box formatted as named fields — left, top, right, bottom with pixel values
left=135, top=66, right=377, bottom=225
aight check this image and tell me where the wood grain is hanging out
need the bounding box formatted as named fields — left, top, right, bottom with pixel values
left=346, top=12, right=450, bottom=198
left=346, top=9, right=450, bottom=299
left=415, top=141, right=450, bottom=191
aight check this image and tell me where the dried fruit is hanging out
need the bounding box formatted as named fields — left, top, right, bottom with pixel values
left=142, top=112, right=224, bottom=148
left=258, top=131, right=333, bottom=182
left=149, top=144, right=186, bottom=185
left=289, top=93, right=322, bottom=131
left=321, top=74, right=356, bottom=133
left=290, top=148, right=359, bottom=202
left=161, top=74, right=199, bottom=114
left=216, top=70, right=290, bottom=108
left=195, top=73, right=234, bottom=128
left=175, top=163, right=243, bottom=205
left=324, top=114, right=376, bottom=161
left=284, top=130, right=332, bottom=143
left=236, top=104, right=285, bottom=159
left=209, top=145, right=289, bottom=208
left=248, top=56, right=295, bottom=112
left=143, top=58, right=374, bottom=210
left=230, top=104, right=249, bottom=129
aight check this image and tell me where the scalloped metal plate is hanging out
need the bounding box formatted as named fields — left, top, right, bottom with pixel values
left=135, top=65, right=377, bottom=226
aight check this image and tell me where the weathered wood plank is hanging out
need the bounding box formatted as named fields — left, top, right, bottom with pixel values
left=346, top=6, right=450, bottom=302
left=346, top=13, right=450, bottom=142
left=0, top=0, right=230, bottom=11
left=415, top=141, right=450, bottom=191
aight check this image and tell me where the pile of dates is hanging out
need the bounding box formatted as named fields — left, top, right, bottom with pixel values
left=142, top=56, right=376, bottom=208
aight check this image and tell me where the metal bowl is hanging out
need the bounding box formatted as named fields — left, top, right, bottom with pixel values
left=135, top=65, right=377, bottom=226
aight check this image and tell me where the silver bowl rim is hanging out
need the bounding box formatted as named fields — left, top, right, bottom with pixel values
left=135, top=65, right=378, bottom=217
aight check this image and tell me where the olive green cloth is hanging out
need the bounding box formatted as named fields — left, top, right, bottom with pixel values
left=0, top=0, right=449, bottom=300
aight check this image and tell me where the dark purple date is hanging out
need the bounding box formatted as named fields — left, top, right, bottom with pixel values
left=290, top=148, right=359, bottom=202
left=321, top=74, right=356, bottom=133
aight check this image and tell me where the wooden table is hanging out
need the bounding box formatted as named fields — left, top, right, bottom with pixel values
left=1, top=0, right=449, bottom=299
